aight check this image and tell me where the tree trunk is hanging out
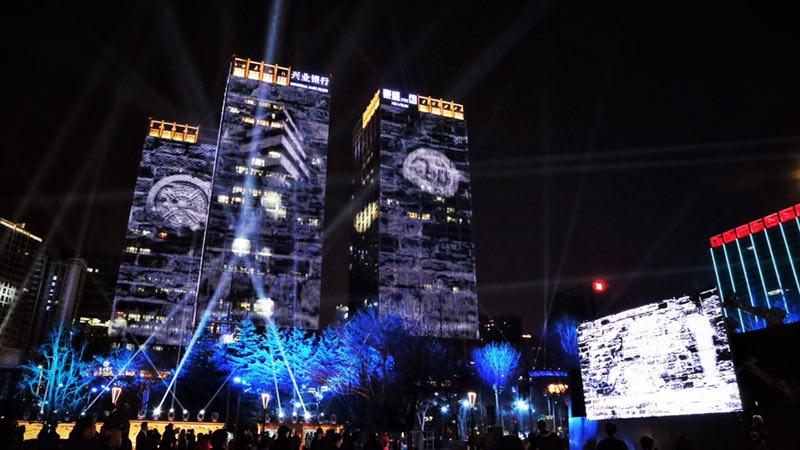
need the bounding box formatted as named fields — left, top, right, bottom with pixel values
left=494, top=387, right=502, bottom=429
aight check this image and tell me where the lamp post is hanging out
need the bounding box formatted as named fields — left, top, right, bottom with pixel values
left=440, top=404, right=450, bottom=441
left=513, top=399, right=529, bottom=434
left=261, top=392, right=271, bottom=425
left=467, top=392, right=477, bottom=450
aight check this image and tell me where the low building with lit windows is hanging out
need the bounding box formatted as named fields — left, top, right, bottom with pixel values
left=0, top=218, right=45, bottom=367
left=349, top=89, right=478, bottom=339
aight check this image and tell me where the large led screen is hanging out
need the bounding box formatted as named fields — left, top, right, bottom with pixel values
left=577, top=289, right=742, bottom=420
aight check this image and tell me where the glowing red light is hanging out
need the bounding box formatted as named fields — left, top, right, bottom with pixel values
left=779, top=207, right=796, bottom=223
left=749, top=219, right=765, bottom=234
left=592, top=279, right=607, bottom=294
left=735, top=224, right=750, bottom=239
left=722, top=229, right=737, bottom=243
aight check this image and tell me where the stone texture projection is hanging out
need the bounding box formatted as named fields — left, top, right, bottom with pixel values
left=197, top=68, right=329, bottom=331
left=577, top=289, right=742, bottom=419
left=350, top=91, right=478, bottom=339
left=112, top=134, right=216, bottom=345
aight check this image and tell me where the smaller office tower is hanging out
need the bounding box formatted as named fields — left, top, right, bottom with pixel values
left=30, top=257, right=87, bottom=346
left=111, top=120, right=217, bottom=346
left=0, top=218, right=44, bottom=367
left=709, top=204, right=800, bottom=332
left=349, top=89, right=478, bottom=339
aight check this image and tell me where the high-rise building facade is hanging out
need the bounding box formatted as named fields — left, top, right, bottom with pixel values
left=196, top=59, right=330, bottom=332
left=349, top=89, right=478, bottom=339
left=709, top=203, right=800, bottom=332
left=30, top=257, right=87, bottom=346
left=0, top=218, right=44, bottom=367
left=111, top=121, right=216, bottom=345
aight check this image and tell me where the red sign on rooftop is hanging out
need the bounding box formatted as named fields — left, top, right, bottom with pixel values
left=710, top=203, right=800, bottom=247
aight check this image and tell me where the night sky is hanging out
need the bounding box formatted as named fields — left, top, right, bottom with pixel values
left=3, top=1, right=800, bottom=332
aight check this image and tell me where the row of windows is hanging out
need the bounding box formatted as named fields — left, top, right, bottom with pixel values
left=251, top=153, right=282, bottom=167
left=240, top=116, right=285, bottom=129
left=124, top=313, right=168, bottom=323
left=125, top=246, right=151, bottom=255
left=0, top=281, right=17, bottom=305
left=235, top=166, right=265, bottom=176
left=354, top=202, right=379, bottom=233
left=243, top=99, right=283, bottom=110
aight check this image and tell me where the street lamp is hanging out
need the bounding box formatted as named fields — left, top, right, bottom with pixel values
left=514, top=399, right=529, bottom=433
left=440, top=405, right=449, bottom=441
left=467, top=392, right=477, bottom=450
left=111, top=386, right=122, bottom=406
left=467, top=392, right=477, bottom=408
left=261, top=392, right=271, bottom=410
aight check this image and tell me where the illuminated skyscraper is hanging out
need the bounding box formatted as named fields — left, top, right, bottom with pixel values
left=349, top=89, right=478, bottom=339
left=111, top=121, right=216, bottom=346
left=196, top=58, right=330, bottom=332
left=709, top=203, right=800, bottom=332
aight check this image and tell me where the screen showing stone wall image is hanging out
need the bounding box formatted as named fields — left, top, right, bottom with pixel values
left=577, top=289, right=742, bottom=420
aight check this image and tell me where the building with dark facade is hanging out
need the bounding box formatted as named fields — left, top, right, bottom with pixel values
left=30, top=257, right=86, bottom=346
left=111, top=120, right=216, bottom=346
left=0, top=218, right=45, bottom=367
left=709, top=203, right=800, bottom=332
left=349, top=89, right=478, bottom=339
left=196, top=58, right=330, bottom=332
left=76, top=254, right=120, bottom=326
left=479, top=313, right=523, bottom=344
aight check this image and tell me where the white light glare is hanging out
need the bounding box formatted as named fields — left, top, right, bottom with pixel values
left=231, top=237, right=251, bottom=256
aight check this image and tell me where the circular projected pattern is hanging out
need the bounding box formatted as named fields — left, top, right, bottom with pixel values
left=147, top=174, right=210, bottom=231
left=402, top=147, right=461, bottom=197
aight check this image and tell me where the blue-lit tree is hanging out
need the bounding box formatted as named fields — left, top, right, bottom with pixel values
left=551, top=314, right=580, bottom=369
left=473, top=342, right=520, bottom=427
left=314, top=308, right=399, bottom=400
left=313, top=308, right=406, bottom=429
left=212, top=318, right=324, bottom=417
left=269, top=325, right=317, bottom=410
left=19, top=329, right=93, bottom=418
